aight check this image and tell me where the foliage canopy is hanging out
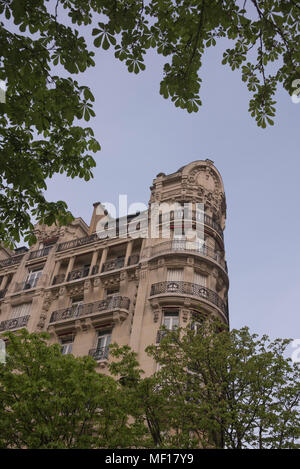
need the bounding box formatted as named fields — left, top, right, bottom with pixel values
left=0, top=323, right=299, bottom=449
left=1, top=0, right=299, bottom=245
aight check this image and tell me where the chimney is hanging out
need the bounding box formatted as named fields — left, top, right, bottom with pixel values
left=88, top=202, right=108, bottom=235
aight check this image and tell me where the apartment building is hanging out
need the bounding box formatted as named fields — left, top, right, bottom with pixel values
left=0, top=160, right=229, bottom=375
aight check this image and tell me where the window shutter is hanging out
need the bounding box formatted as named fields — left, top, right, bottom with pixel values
left=167, top=269, right=183, bottom=282
left=10, top=303, right=31, bottom=319
left=194, top=272, right=207, bottom=287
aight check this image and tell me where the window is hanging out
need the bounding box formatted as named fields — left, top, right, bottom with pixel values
left=190, top=311, right=206, bottom=334
left=25, top=268, right=43, bottom=289
left=194, top=272, right=207, bottom=287
left=96, top=331, right=111, bottom=359
left=167, top=269, right=183, bottom=282
left=60, top=336, right=73, bottom=355
left=10, top=303, right=31, bottom=319
left=157, top=310, right=179, bottom=343
left=71, top=297, right=83, bottom=316
left=163, top=310, right=179, bottom=330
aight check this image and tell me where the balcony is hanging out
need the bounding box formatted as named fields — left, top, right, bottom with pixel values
left=29, top=246, right=52, bottom=260
left=150, top=281, right=227, bottom=317
left=102, top=257, right=125, bottom=272
left=67, top=266, right=90, bottom=282
left=49, top=295, right=130, bottom=324
left=15, top=279, right=39, bottom=292
left=52, top=274, right=66, bottom=285
left=0, top=315, right=30, bottom=332
left=0, top=254, right=24, bottom=269
left=148, top=241, right=227, bottom=272
left=88, top=346, right=109, bottom=361
left=57, top=233, right=99, bottom=252
left=161, top=212, right=223, bottom=239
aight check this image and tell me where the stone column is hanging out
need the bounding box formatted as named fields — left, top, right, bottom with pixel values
left=89, top=250, right=99, bottom=276
left=99, top=247, right=108, bottom=273
left=50, top=259, right=61, bottom=285
left=0, top=275, right=8, bottom=290
left=65, top=256, right=75, bottom=281
left=124, top=240, right=133, bottom=267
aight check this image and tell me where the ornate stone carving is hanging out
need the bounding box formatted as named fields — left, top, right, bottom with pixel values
left=93, top=277, right=101, bottom=287
left=153, top=310, right=160, bottom=323
left=68, top=284, right=84, bottom=297
left=59, top=286, right=66, bottom=296
left=120, top=271, right=127, bottom=281
left=181, top=309, right=189, bottom=323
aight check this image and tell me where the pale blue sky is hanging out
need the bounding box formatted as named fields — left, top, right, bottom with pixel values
left=44, top=36, right=300, bottom=344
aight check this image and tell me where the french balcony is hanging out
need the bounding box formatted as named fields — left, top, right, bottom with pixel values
left=0, top=254, right=24, bottom=269
left=49, top=295, right=130, bottom=325
left=88, top=346, right=109, bottom=361
left=28, top=246, right=52, bottom=260
left=148, top=241, right=227, bottom=272
left=0, top=315, right=30, bottom=332
left=150, top=281, right=227, bottom=318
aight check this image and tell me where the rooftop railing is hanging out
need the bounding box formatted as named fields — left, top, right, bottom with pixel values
left=0, top=254, right=24, bottom=269
left=28, top=246, right=52, bottom=260
left=57, top=233, right=99, bottom=252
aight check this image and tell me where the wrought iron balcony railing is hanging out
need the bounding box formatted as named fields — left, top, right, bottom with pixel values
left=0, top=254, right=24, bottom=269
left=102, top=257, right=125, bottom=272
left=160, top=212, right=223, bottom=238
left=29, top=246, right=52, bottom=260
left=57, top=233, right=99, bottom=252
left=67, top=266, right=90, bottom=282
left=50, top=295, right=130, bottom=324
left=0, top=315, right=30, bottom=332
left=88, top=346, right=109, bottom=361
left=150, top=281, right=227, bottom=316
left=149, top=241, right=227, bottom=271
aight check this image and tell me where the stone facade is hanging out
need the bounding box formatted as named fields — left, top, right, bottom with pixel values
left=0, top=160, right=229, bottom=376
